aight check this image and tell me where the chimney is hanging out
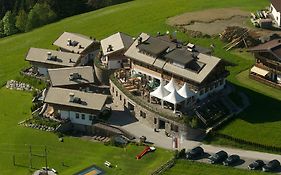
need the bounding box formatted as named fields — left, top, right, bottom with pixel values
left=69, top=93, right=75, bottom=102
left=107, top=45, right=113, bottom=52
left=67, top=38, right=72, bottom=46
left=47, top=52, right=52, bottom=60
left=138, top=37, right=143, bottom=45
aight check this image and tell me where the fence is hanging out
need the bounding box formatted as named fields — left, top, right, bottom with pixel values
left=151, top=158, right=176, bottom=175
left=212, top=132, right=281, bottom=153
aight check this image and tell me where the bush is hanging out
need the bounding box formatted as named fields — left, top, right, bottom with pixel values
left=174, top=150, right=179, bottom=159
left=178, top=149, right=186, bottom=159
left=190, top=117, right=199, bottom=129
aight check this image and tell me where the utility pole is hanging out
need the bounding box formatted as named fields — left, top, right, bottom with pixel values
left=45, top=145, right=48, bottom=174
left=29, top=145, right=32, bottom=169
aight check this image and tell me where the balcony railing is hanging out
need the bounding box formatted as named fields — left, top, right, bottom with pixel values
left=110, top=72, right=185, bottom=123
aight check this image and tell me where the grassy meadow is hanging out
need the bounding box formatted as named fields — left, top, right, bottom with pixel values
left=1, top=0, right=280, bottom=174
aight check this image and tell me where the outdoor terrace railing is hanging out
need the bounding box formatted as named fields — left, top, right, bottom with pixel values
left=110, top=73, right=185, bottom=124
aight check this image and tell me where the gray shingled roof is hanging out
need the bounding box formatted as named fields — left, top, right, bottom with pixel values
left=164, top=49, right=194, bottom=65
left=25, top=48, right=81, bottom=67
left=137, top=37, right=176, bottom=56
left=125, top=33, right=221, bottom=84
left=101, top=32, right=134, bottom=56
left=48, top=66, right=94, bottom=87
left=53, top=32, right=95, bottom=54
left=44, top=87, right=107, bottom=111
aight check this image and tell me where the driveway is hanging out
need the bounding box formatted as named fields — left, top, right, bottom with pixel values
left=108, top=102, right=281, bottom=172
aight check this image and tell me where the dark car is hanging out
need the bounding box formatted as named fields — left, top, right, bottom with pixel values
left=223, top=155, right=240, bottom=166
left=186, top=146, right=204, bottom=159
left=262, top=159, right=280, bottom=172
left=209, top=150, right=228, bottom=164
left=248, top=160, right=265, bottom=170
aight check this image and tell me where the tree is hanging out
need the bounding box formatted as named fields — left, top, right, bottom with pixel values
left=16, top=9, right=27, bottom=32
left=26, top=2, right=56, bottom=31
left=0, top=20, right=5, bottom=37
left=2, top=11, right=17, bottom=36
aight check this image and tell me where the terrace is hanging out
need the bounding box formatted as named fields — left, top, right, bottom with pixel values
left=111, top=69, right=194, bottom=123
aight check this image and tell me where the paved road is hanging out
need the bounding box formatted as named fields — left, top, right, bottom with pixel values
left=109, top=102, right=281, bottom=172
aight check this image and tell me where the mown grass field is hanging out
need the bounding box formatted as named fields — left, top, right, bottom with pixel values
left=164, top=160, right=269, bottom=175
left=0, top=0, right=279, bottom=174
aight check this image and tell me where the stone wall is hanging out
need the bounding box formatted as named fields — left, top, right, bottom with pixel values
left=94, top=59, right=111, bottom=85
left=109, top=79, right=188, bottom=136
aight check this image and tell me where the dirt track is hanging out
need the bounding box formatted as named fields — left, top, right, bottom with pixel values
left=167, top=8, right=250, bottom=36
left=167, top=8, right=249, bottom=26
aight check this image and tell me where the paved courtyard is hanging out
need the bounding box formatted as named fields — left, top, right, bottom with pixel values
left=109, top=101, right=281, bottom=172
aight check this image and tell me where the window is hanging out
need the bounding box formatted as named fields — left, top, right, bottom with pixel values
left=154, top=118, right=157, bottom=124
left=81, top=114, right=85, bottom=120
left=116, top=91, right=118, bottom=97
left=119, top=95, right=122, bottom=101
left=89, top=115, right=94, bottom=121
left=75, top=113, right=79, bottom=119
left=140, top=111, right=146, bottom=118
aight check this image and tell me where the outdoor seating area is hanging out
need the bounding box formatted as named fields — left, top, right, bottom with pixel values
left=195, top=99, right=230, bottom=127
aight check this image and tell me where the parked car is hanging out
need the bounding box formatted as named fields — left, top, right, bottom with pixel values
left=248, top=160, right=265, bottom=170
left=223, top=155, right=240, bottom=166
left=186, top=146, right=204, bottom=159
left=262, top=159, right=280, bottom=172
left=209, top=150, right=228, bottom=164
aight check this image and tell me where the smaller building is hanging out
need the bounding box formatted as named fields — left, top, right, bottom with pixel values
left=25, top=48, right=81, bottom=76
left=48, top=66, right=94, bottom=90
left=270, top=0, right=281, bottom=27
left=100, top=32, right=134, bottom=69
left=249, top=39, right=281, bottom=88
left=44, top=87, right=108, bottom=128
left=53, top=32, right=100, bottom=65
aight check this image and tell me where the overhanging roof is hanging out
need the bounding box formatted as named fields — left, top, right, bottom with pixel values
left=44, top=87, right=107, bottom=111
left=53, top=32, right=96, bottom=54
left=101, top=32, right=133, bottom=56
left=250, top=66, right=269, bottom=77
left=125, top=33, right=221, bottom=84
left=48, top=66, right=94, bottom=87
left=25, top=48, right=81, bottom=67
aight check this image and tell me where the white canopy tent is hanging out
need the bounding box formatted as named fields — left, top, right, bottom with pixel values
left=164, top=77, right=178, bottom=92
left=150, top=81, right=170, bottom=107
left=177, top=83, right=196, bottom=107
left=163, top=89, right=185, bottom=113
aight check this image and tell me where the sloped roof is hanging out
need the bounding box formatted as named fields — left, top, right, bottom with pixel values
left=125, top=33, right=221, bottom=84
left=53, top=32, right=95, bottom=54
left=25, top=48, right=81, bottom=67
left=150, top=81, right=170, bottom=100
left=163, top=89, right=185, bottom=105
left=249, top=39, right=281, bottom=61
left=177, top=83, right=195, bottom=98
left=44, top=87, right=107, bottom=111
left=271, top=0, right=281, bottom=12
left=101, top=32, right=134, bottom=56
left=48, top=66, right=94, bottom=87
left=164, top=78, right=178, bottom=92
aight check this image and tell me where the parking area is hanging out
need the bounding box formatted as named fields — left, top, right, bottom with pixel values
left=185, top=149, right=281, bottom=174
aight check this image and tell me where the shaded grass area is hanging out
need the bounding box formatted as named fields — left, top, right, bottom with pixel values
left=163, top=160, right=269, bottom=175
left=0, top=0, right=277, bottom=173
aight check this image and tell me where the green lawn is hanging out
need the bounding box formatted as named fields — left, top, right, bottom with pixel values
left=164, top=160, right=269, bottom=175
left=0, top=89, right=173, bottom=174
left=0, top=0, right=279, bottom=174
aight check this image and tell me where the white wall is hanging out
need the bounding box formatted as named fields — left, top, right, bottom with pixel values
left=271, top=4, right=281, bottom=26
left=59, top=110, right=94, bottom=126
left=277, top=74, right=281, bottom=84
